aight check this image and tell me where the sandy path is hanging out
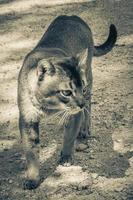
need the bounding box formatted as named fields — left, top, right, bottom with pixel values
left=0, top=0, right=133, bottom=199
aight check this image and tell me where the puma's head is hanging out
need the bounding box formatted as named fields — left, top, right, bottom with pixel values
left=35, top=49, right=89, bottom=116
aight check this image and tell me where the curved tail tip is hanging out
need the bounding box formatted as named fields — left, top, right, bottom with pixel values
left=94, top=24, right=117, bottom=57
left=110, top=24, right=117, bottom=31
left=110, top=24, right=117, bottom=38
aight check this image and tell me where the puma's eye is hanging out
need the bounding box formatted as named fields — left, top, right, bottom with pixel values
left=60, top=90, right=72, bottom=97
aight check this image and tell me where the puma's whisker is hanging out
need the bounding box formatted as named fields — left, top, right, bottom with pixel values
left=41, top=110, right=65, bottom=125
left=62, top=111, right=70, bottom=127
left=48, top=110, right=65, bottom=121
left=58, top=110, right=68, bottom=127
left=57, top=108, right=72, bottom=127
left=64, top=111, right=71, bottom=126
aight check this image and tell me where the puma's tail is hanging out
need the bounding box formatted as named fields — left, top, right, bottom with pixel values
left=94, top=24, right=117, bottom=57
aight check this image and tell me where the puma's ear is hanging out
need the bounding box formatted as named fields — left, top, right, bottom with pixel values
left=37, top=59, right=56, bottom=81
left=77, top=48, right=88, bottom=67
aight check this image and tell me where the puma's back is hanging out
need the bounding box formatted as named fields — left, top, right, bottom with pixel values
left=35, top=15, right=117, bottom=57
left=35, top=15, right=94, bottom=56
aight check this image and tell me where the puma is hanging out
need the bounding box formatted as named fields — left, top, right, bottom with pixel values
left=18, top=15, right=117, bottom=189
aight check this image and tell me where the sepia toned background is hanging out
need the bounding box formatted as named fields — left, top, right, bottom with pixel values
left=0, top=0, right=133, bottom=199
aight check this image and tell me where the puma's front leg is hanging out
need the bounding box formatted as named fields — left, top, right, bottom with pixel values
left=78, top=103, right=91, bottom=139
left=19, top=116, right=40, bottom=189
left=76, top=98, right=91, bottom=151
left=59, top=112, right=82, bottom=166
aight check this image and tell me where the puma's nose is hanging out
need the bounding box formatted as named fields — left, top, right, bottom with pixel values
left=79, top=102, right=85, bottom=108
left=77, top=98, right=85, bottom=108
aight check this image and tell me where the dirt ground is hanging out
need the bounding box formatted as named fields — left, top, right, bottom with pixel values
left=0, top=0, right=133, bottom=199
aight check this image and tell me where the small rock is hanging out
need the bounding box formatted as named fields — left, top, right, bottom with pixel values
left=91, top=173, right=98, bottom=179
left=9, top=179, right=13, bottom=184
left=84, top=148, right=90, bottom=153
left=53, top=171, right=61, bottom=177
left=75, top=143, right=88, bottom=151
left=114, top=187, right=123, bottom=192
left=89, top=155, right=95, bottom=159
left=82, top=166, right=88, bottom=171
left=77, top=177, right=93, bottom=191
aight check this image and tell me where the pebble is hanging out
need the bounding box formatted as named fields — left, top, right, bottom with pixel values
left=89, top=155, right=95, bottom=159
left=75, top=143, right=88, bottom=152
left=82, top=166, right=88, bottom=171
left=9, top=179, right=13, bottom=184
left=114, top=187, right=123, bottom=192
left=53, top=171, right=61, bottom=177
left=77, top=177, right=93, bottom=191
left=91, top=173, right=99, bottom=179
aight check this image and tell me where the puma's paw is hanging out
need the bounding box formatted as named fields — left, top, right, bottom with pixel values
left=76, top=129, right=90, bottom=152
left=23, top=178, right=40, bottom=190
left=58, top=152, right=73, bottom=167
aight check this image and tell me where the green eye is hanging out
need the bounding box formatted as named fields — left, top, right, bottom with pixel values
left=60, top=90, right=72, bottom=97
